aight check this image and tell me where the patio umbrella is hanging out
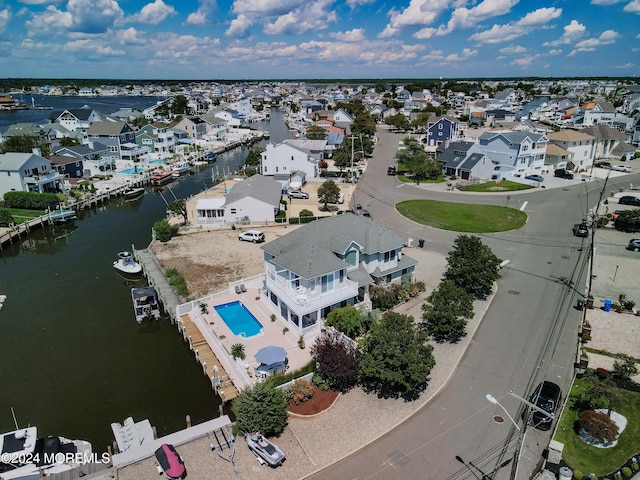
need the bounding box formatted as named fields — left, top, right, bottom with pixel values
left=254, top=346, right=287, bottom=366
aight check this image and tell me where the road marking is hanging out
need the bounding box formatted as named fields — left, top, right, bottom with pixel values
left=500, top=260, right=510, bottom=268
left=520, top=201, right=528, bottom=211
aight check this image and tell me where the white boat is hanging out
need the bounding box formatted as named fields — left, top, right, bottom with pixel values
left=113, top=251, right=142, bottom=275
left=0, top=427, right=92, bottom=479
left=122, top=186, right=145, bottom=200
left=170, top=162, right=191, bottom=177
left=111, top=417, right=154, bottom=453
left=245, top=432, right=285, bottom=467
left=131, top=286, right=161, bottom=323
left=48, top=209, right=76, bottom=223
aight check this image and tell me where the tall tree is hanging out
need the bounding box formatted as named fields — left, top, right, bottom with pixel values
left=167, top=199, right=188, bottom=225
left=305, top=125, right=328, bottom=140
left=443, top=235, right=502, bottom=300
left=170, top=94, right=189, bottom=115
left=359, top=311, right=435, bottom=401
left=317, top=180, right=341, bottom=211
left=311, top=329, right=361, bottom=393
left=231, top=382, right=288, bottom=436
left=421, top=280, right=474, bottom=343
left=0, top=135, right=51, bottom=157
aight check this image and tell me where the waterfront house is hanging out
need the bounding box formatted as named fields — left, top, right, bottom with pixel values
left=0, top=152, right=65, bottom=196
left=260, top=142, right=319, bottom=178
left=86, top=121, right=137, bottom=163
left=478, top=130, right=548, bottom=178
left=260, top=213, right=417, bottom=333
left=580, top=124, right=627, bottom=160
left=54, top=108, right=102, bottom=134
left=53, top=142, right=111, bottom=175
left=49, top=154, right=85, bottom=180
left=546, top=129, right=596, bottom=171
left=136, top=122, right=176, bottom=156
left=195, top=174, right=282, bottom=227
left=544, top=144, right=574, bottom=171
left=173, top=116, right=208, bottom=140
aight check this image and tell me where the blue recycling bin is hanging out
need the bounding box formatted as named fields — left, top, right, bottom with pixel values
left=603, top=299, right=612, bottom=312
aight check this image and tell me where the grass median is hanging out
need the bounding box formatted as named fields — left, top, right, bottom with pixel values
left=396, top=199, right=527, bottom=233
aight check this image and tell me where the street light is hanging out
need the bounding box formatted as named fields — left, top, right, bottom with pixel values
left=486, top=394, right=520, bottom=430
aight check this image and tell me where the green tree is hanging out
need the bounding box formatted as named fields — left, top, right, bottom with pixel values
left=170, top=94, right=189, bottom=115
left=612, top=354, right=639, bottom=384
left=167, top=199, right=188, bottom=225
left=244, top=148, right=263, bottom=167
left=359, top=311, right=435, bottom=400
left=310, top=329, right=361, bottom=392
left=421, top=280, right=474, bottom=343
left=153, top=218, right=178, bottom=242
left=58, top=137, right=80, bottom=147
left=351, top=112, right=377, bottom=138
left=331, top=145, right=351, bottom=172
left=614, top=210, right=640, bottom=233
left=0, top=135, right=51, bottom=157
left=385, top=113, right=411, bottom=131
left=231, top=382, right=288, bottom=436
left=443, top=235, right=502, bottom=300
left=324, top=306, right=363, bottom=339
left=0, top=209, right=15, bottom=227
left=317, top=180, right=341, bottom=211
left=305, top=125, right=328, bottom=140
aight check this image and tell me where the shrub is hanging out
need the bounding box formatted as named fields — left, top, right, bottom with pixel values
left=231, top=382, right=288, bottom=436
left=573, top=470, right=583, bottom=479
left=631, top=463, right=639, bottom=471
left=578, top=409, right=619, bottom=443
left=285, top=379, right=314, bottom=405
left=231, top=343, right=245, bottom=359
left=299, top=209, right=314, bottom=217
left=369, top=283, right=403, bottom=310
left=311, top=374, right=330, bottom=391
left=165, top=268, right=188, bottom=296
left=153, top=218, right=178, bottom=242
left=0, top=209, right=15, bottom=227
left=311, top=329, right=361, bottom=393
left=612, top=354, right=639, bottom=383
left=622, top=467, right=632, bottom=478
left=3, top=191, right=59, bottom=210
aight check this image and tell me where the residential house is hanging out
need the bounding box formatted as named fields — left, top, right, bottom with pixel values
left=484, top=109, right=517, bottom=127
left=173, top=116, right=208, bottom=140
left=422, top=115, right=463, bottom=148
left=53, top=142, right=111, bottom=175
left=544, top=144, right=574, bottom=171
left=478, top=131, right=548, bottom=177
left=439, top=142, right=496, bottom=180
left=332, top=108, right=355, bottom=132
left=213, top=108, right=244, bottom=127
left=136, top=122, right=175, bottom=156
left=260, top=213, right=418, bottom=332
left=261, top=142, right=319, bottom=178
left=49, top=154, right=85, bottom=180
left=546, top=129, right=596, bottom=171
left=86, top=121, right=140, bottom=164
left=0, top=152, right=65, bottom=196
left=195, top=174, right=282, bottom=227
left=54, top=108, right=102, bottom=134
left=580, top=124, right=627, bottom=160
left=2, top=123, right=50, bottom=142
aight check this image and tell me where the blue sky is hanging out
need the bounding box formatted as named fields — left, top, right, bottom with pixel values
left=0, top=0, right=638, bottom=80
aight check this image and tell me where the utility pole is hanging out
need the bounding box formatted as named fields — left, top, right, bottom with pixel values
left=587, top=169, right=611, bottom=298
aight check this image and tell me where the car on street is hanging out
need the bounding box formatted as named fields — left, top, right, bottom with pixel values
left=554, top=168, right=574, bottom=179
left=627, top=239, right=640, bottom=252
left=593, top=161, right=611, bottom=169
left=619, top=195, right=640, bottom=206
left=612, top=164, right=632, bottom=173
left=528, top=381, right=562, bottom=430
left=387, top=166, right=397, bottom=175
left=288, top=190, right=309, bottom=199
left=525, top=174, right=544, bottom=182
left=355, top=203, right=370, bottom=217
left=573, top=223, right=588, bottom=237
left=238, top=230, right=265, bottom=243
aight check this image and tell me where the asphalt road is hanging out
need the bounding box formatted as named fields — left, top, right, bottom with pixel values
left=310, top=126, right=639, bottom=480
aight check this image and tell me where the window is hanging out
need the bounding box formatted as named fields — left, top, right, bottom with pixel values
left=345, top=249, right=357, bottom=267
left=321, top=273, right=334, bottom=292
left=339, top=270, right=344, bottom=282
left=230, top=208, right=236, bottom=214
left=290, top=273, right=300, bottom=289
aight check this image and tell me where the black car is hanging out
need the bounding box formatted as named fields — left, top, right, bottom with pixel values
left=627, top=239, right=640, bottom=252
left=619, top=195, right=640, bottom=206
left=594, top=161, right=611, bottom=169
left=554, top=168, right=574, bottom=179
left=387, top=166, right=397, bottom=175
left=573, top=223, right=588, bottom=237
left=525, top=174, right=544, bottom=182
left=528, top=381, right=562, bottom=430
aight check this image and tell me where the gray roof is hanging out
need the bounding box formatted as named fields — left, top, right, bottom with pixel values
left=580, top=124, right=627, bottom=140
left=54, top=108, right=96, bottom=121
left=437, top=141, right=475, bottom=166
left=0, top=152, right=44, bottom=171
left=225, top=174, right=282, bottom=206
left=4, top=123, right=44, bottom=136
left=459, top=152, right=486, bottom=171
left=261, top=214, right=409, bottom=279
left=479, top=131, right=546, bottom=144
left=87, top=121, right=130, bottom=136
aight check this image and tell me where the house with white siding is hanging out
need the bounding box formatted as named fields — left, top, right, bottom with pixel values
left=0, top=152, right=65, bottom=197
left=478, top=131, right=548, bottom=178
left=260, top=142, right=318, bottom=178
left=546, top=130, right=596, bottom=171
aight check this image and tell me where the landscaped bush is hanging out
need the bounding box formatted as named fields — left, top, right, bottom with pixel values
left=154, top=218, right=179, bottom=242
left=622, top=466, right=632, bottom=477
left=285, top=379, right=314, bottom=405
left=3, top=191, right=59, bottom=210
left=165, top=268, right=188, bottom=296
left=578, top=409, right=619, bottom=443
left=369, top=283, right=402, bottom=310
left=0, top=209, right=14, bottom=227
left=572, top=469, right=583, bottom=479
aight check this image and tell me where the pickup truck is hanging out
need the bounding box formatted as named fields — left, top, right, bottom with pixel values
left=554, top=168, right=574, bottom=179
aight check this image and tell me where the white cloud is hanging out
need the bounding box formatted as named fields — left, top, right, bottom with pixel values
left=444, top=47, right=477, bottom=62
left=67, top=0, right=124, bottom=33
left=413, top=27, right=437, bottom=40
left=186, top=0, right=218, bottom=26
left=64, top=38, right=125, bottom=56
left=329, top=28, right=365, bottom=42
left=225, top=14, right=252, bottom=37
left=590, top=0, right=624, bottom=4
left=26, top=5, right=72, bottom=34
left=118, top=27, right=147, bottom=45
left=569, top=29, right=619, bottom=55
left=511, top=54, right=537, bottom=67
left=623, top=0, right=640, bottom=13
left=0, top=7, right=10, bottom=33
left=263, top=0, right=336, bottom=35
left=128, top=0, right=176, bottom=25
left=543, top=20, right=586, bottom=46
left=17, top=0, right=64, bottom=4
left=548, top=48, right=562, bottom=55
left=232, top=0, right=306, bottom=16
left=616, top=62, right=634, bottom=68
left=516, top=7, right=562, bottom=26
left=499, top=45, right=526, bottom=54
left=443, top=0, right=519, bottom=34
left=346, top=0, right=375, bottom=7
left=381, top=0, right=449, bottom=37
left=469, top=24, right=527, bottom=44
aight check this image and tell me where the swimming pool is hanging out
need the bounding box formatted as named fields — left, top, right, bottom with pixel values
left=214, top=301, right=263, bottom=338
left=120, top=168, right=140, bottom=175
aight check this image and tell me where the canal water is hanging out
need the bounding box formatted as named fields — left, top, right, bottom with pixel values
left=0, top=103, right=290, bottom=452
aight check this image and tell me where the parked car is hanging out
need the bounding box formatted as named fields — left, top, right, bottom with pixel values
left=528, top=381, right=562, bottom=430
left=554, top=168, right=574, bottom=179
left=573, top=223, right=588, bottom=237
left=593, top=161, right=611, bottom=169
left=619, top=195, right=640, bottom=206
left=612, top=164, right=632, bottom=173
left=627, top=238, right=640, bottom=252
left=627, top=239, right=640, bottom=252
left=387, top=165, right=397, bottom=175
left=525, top=174, right=544, bottom=182
left=355, top=204, right=370, bottom=217
left=238, top=230, right=265, bottom=243
left=288, top=190, right=309, bottom=199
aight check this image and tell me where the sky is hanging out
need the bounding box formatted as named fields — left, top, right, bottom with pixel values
left=0, top=0, right=639, bottom=80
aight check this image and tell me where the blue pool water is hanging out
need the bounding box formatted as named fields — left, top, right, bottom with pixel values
left=214, top=301, right=263, bottom=338
left=120, top=168, right=139, bottom=174
left=149, top=160, right=164, bottom=165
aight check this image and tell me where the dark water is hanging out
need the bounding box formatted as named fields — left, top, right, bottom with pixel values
left=0, top=105, right=290, bottom=452
left=516, top=96, right=551, bottom=120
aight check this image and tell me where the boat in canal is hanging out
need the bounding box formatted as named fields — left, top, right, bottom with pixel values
left=0, top=426, right=92, bottom=479
left=131, top=286, right=161, bottom=323
left=170, top=162, right=192, bottom=177
left=48, top=209, right=76, bottom=223
left=149, top=170, right=174, bottom=186
left=122, top=186, right=145, bottom=200
left=113, top=251, right=142, bottom=275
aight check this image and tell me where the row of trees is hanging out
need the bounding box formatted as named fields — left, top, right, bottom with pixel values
left=422, top=235, right=502, bottom=343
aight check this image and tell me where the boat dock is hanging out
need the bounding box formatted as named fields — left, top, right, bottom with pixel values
left=133, top=247, right=183, bottom=321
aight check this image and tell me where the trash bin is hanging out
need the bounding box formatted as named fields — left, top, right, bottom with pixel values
left=559, top=467, right=573, bottom=480
left=418, top=239, right=425, bottom=248
left=576, top=299, right=585, bottom=311
left=603, top=299, right=612, bottom=312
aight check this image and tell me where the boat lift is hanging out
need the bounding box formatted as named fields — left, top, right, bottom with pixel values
left=209, top=425, right=238, bottom=475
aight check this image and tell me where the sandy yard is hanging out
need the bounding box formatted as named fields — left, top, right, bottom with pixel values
left=151, top=225, right=303, bottom=300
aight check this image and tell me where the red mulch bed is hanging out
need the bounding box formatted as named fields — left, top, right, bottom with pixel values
left=288, top=388, right=339, bottom=415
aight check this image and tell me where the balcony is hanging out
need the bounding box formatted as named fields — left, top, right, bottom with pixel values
left=266, top=275, right=358, bottom=315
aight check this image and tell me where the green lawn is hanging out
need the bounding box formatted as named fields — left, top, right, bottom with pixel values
left=554, top=377, right=640, bottom=477
left=458, top=180, right=534, bottom=192
left=396, top=199, right=527, bottom=233
left=1, top=208, right=46, bottom=225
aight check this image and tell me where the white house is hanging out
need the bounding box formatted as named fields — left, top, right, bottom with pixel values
left=195, top=174, right=282, bottom=227
left=546, top=130, right=596, bottom=171
left=0, top=152, right=65, bottom=197
left=261, top=142, right=318, bottom=178
left=478, top=130, right=548, bottom=177
left=260, top=214, right=418, bottom=333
